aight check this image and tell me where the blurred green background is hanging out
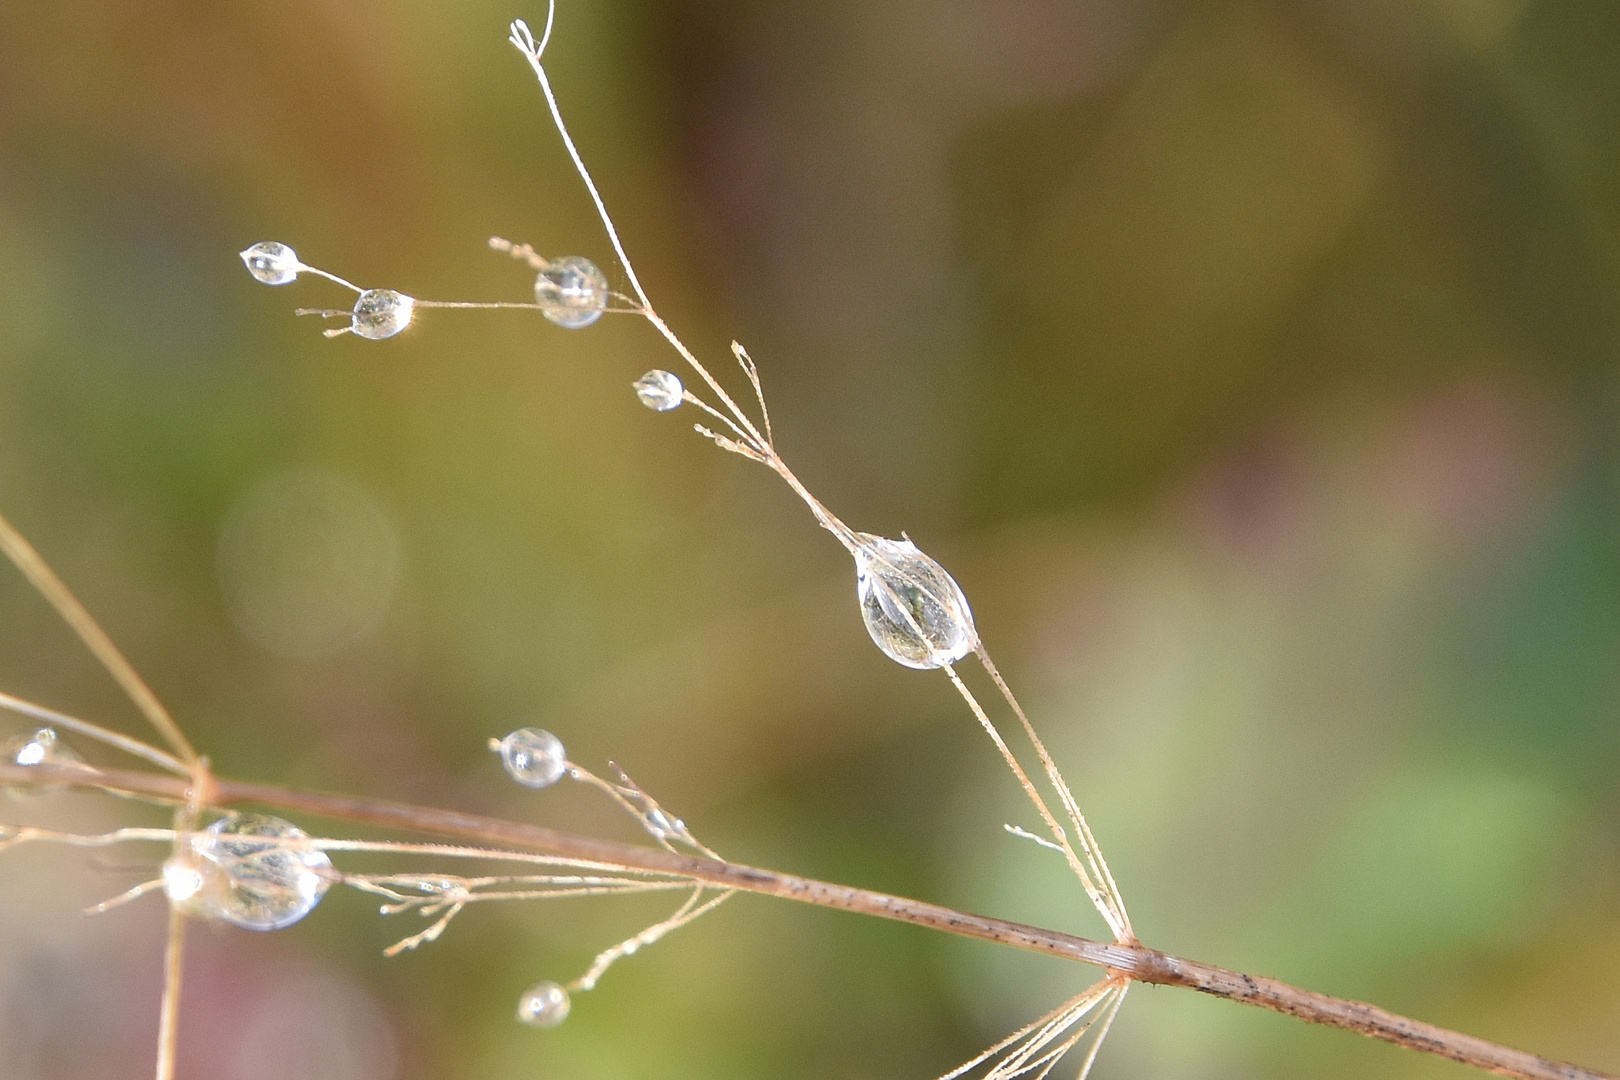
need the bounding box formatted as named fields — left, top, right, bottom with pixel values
left=1, top=0, right=1618, bottom=1077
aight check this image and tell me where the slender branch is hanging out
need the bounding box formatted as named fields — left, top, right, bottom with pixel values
left=154, top=902, right=185, bottom=1080
left=0, top=511, right=198, bottom=765
left=2, top=761, right=1609, bottom=1080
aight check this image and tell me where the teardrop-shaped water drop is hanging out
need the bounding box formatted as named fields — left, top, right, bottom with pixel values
left=350, top=289, right=414, bottom=340
left=179, top=813, right=333, bottom=931
left=495, top=728, right=568, bottom=789
left=633, top=369, right=683, bottom=411
left=516, top=980, right=571, bottom=1027
left=535, top=256, right=609, bottom=329
left=853, top=534, right=976, bottom=669
left=239, top=241, right=302, bottom=285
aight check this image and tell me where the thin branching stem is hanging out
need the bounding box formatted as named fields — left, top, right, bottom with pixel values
left=5, top=760, right=1610, bottom=1080
left=942, top=664, right=1125, bottom=941
left=0, top=510, right=198, bottom=765
left=0, top=691, right=187, bottom=775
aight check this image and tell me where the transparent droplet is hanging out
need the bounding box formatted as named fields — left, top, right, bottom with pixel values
left=535, top=256, right=609, bottom=329
left=162, top=854, right=206, bottom=905
left=350, top=289, right=414, bottom=340
left=853, top=534, right=977, bottom=669
left=495, top=728, right=568, bottom=789
left=516, top=980, right=571, bottom=1028
left=4, top=728, right=89, bottom=797
left=177, top=813, right=333, bottom=931
left=633, top=369, right=683, bottom=412
left=6, top=728, right=81, bottom=769
left=240, top=242, right=302, bottom=286
left=643, top=807, right=685, bottom=841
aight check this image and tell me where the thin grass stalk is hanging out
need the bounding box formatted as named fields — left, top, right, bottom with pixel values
left=5, top=759, right=1610, bottom=1080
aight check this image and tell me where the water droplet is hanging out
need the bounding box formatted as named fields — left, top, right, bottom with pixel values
left=350, top=290, right=414, bottom=340
left=516, top=980, right=571, bottom=1027
left=3, top=728, right=89, bottom=797
left=642, top=806, right=690, bottom=842
left=495, top=728, right=568, bottom=789
left=240, top=242, right=302, bottom=285
left=853, top=534, right=976, bottom=669
left=633, top=369, right=683, bottom=412
left=5, top=728, right=80, bottom=768
left=535, top=257, right=609, bottom=329
left=177, top=813, right=333, bottom=931
left=162, top=855, right=206, bottom=905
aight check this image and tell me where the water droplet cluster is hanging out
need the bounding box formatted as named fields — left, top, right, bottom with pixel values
left=853, top=534, right=976, bottom=669
left=633, top=369, right=683, bottom=411
left=516, top=980, right=571, bottom=1027
left=166, top=813, right=333, bottom=931
left=495, top=728, right=568, bottom=789
left=536, top=256, right=610, bottom=329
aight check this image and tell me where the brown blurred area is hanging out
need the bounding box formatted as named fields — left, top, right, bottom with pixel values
left=0, top=1, right=1617, bottom=1077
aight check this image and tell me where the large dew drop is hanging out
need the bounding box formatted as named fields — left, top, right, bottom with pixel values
left=240, top=241, right=301, bottom=285
left=535, top=256, right=609, bottom=329
left=516, top=980, right=571, bottom=1027
left=350, top=289, right=414, bottom=340
left=172, top=813, right=333, bottom=931
left=853, top=534, right=976, bottom=669
left=632, top=369, right=683, bottom=412
left=494, top=728, right=568, bottom=789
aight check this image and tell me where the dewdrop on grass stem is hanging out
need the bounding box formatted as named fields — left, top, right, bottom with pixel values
left=169, top=813, right=333, bottom=931
left=516, top=980, right=571, bottom=1027
left=239, top=241, right=302, bottom=285
left=853, top=534, right=977, bottom=669
left=4, top=727, right=88, bottom=796
left=633, top=369, right=683, bottom=411
left=349, top=289, right=415, bottom=340
left=535, top=256, right=609, bottom=328
left=494, top=728, right=568, bottom=789
left=6, top=727, right=81, bottom=769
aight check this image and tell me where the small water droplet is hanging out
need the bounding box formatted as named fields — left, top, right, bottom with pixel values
left=633, top=369, right=683, bottom=412
left=177, top=813, right=333, bottom=931
left=4, top=728, right=89, bottom=796
left=643, top=807, right=680, bottom=838
left=495, top=728, right=568, bottom=789
left=853, top=534, right=976, bottom=669
left=350, top=290, right=414, bottom=340
left=516, top=980, right=571, bottom=1027
left=6, top=728, right=79, bottom=768
left=535, top=257, right=609, bottom=329
left=240, top=242, right=302, bottom=285
left=162, top=855, right=205, bottom=904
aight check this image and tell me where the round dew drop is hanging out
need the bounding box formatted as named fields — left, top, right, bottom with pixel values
left=496, top=728, right=568, bottom=789
left=240, top=241, right=301, bottom=286
left=535, top=256, right=609, bottom=329
left=351, top=290, right=414, bottom=340
left=516, top=980, right=571, bottom=1028
left=175, top=813, right=333, bottom=931
left=853, top=534, right=977, bottom=669
left=633, top=369, right=683, bottom=411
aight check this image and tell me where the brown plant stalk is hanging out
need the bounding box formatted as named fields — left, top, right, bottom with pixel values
left=5, top=759, right=1610, bottom=1080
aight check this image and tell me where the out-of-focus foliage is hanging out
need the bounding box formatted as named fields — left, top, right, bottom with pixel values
left=0, top=1, right=1617, bottom=1078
